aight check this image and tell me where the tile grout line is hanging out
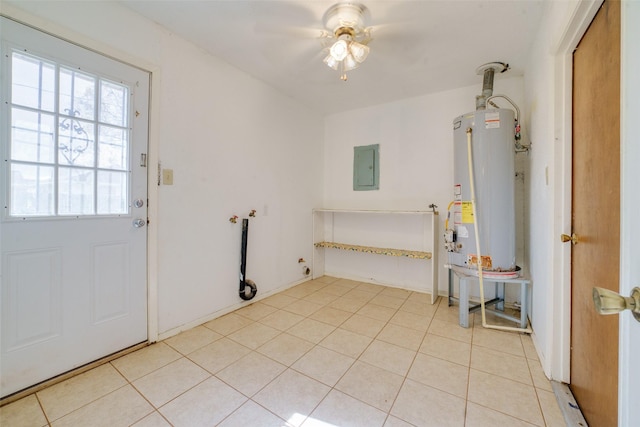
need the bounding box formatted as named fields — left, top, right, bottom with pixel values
left=209, top=280, right=358, bottom=426
left=34, top=392, right=51, bottom=427
left=381, top=295, right=436, bottom=427
left=468, top=318, right=549, bottom=426
left=221, top=280, right=411, bottom=426
left=292, top=284, right=409, bottom=427
left=463, top=314, right=477, bottom=427
left=526, top=355, right=552, bottom=427
left=111, top=358, right=193, bottom=426
left=249, top=278, right=353, bottom=426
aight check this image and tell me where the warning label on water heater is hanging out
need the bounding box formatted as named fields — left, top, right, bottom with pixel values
left=456, top=225, right=469, bottom=238
left=453, top=201, right=462, bottom=224
left=461, top=202, right=474, bottom=223
left=485, top=111, right=500, bottom=129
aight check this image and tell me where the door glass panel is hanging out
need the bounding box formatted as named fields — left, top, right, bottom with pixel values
left=97, top=171, right=127, bottom=214
left=11, top=52, right=55, bottom=112
left=11, top=108, right=55, bottom=163
left=58, top=118, right=95, bottom=166
left=98, top=125, right=127, bottom=170
left=100, top=80, right=128, bottom=127
left=6, top=50, right=131, bottom=218
left=59, top=68, right=95, bottom=120
left=10, top=164, right=55, bottom=216
left=58, top=167, right=94, bottom=215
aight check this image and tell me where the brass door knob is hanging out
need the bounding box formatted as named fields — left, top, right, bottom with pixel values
left=593, top=287, right=640, bottom=322
left=560, top=233, right=579, bottom=245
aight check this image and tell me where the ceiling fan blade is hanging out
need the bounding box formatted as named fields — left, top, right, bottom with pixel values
left=254, top=22, right=327, bottom=40
left=250, top=1, right=325, bottom=30
left=259, top=35, right=325, bottom=68
left=366, top=24, right=429, bottom=66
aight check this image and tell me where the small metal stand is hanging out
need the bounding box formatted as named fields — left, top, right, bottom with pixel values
left=448, top=266, right=531, bottom=329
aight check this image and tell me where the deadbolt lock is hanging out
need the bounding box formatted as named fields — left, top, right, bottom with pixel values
left=560, top=233, right=579, bottom=245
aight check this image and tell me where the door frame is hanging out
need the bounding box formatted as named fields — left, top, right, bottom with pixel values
left=552, top=0, right=639, bottom=424
left=618, top=2, right=640, bottom=424
left=1, top=6, right=161, bottom=344
left=551, top=0, right=603, bottom=384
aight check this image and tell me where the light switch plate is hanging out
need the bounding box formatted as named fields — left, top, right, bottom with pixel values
left=162, top=169, right=174, bottom=185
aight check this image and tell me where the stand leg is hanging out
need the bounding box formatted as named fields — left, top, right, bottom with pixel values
left=448, top=269, right=453, bottom=307
left=520, top=281, right=528, bottom=328
left=497, top=282, right=505, bottom=311
left=459, top=278, right=470, bottom=328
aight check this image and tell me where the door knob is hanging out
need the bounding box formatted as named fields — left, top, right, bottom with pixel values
left=133, top=218, right=146, bottom=228
left=592, top=286, right=640, bottom=322
left=560, top=233, right=579, bottom=245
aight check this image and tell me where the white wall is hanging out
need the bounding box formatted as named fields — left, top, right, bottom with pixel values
left=522, top=0, right=565, bottom=378
left=523, top=0, right=613, bottom=381
left=153, top=33, right=323, bottom=334
left=322, top=77, right=526, bottom=295
left=3, top=1, right=324, bottom=336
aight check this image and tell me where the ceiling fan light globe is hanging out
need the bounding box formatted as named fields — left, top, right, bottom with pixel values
left=329, top=40, right=349, bottom=61
left=350, top=42, right=370, bottom=63
left=343, top=54, right=359, bottom=71
left=323, top=54, right=340, bottom=70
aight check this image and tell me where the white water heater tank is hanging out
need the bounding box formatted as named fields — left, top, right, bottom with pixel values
left=449, top=108, right=516, bottom=273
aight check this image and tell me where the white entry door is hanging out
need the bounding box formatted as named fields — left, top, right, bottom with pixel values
left=0, top=17, right=149, bottom=397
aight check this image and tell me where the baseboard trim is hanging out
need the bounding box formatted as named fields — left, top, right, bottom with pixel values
left=551, top=381, right=589, bottom=426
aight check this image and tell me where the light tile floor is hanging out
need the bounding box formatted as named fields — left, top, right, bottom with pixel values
left=0, top=276, right=566, bottom=427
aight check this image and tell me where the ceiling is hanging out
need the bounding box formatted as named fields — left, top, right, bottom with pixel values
left=119, top=0, right=545, bottom=114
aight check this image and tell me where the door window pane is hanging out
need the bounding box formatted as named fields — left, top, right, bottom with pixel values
left=58, top=167, right=94, bottom=215
left=97, top=171, right=127, bottom=214
left=98, top=125, right=128, bottom=170
left=59, top=68, right=95, bottom=120
left=100, top=80, right=128, bottom=127
left=11, top=108, right=55, bottom=163
left=11, top=52, right=55, bottom=112
left=58, top=118, right=95, bottom=167
left=10, top=163, right=55, bottom=216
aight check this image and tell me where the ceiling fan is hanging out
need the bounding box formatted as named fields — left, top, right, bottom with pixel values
left=319, top=2, right=373, bottom=81
left=252, top=1, right=421, bottom=83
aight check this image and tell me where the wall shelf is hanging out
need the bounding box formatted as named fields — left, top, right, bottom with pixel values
left=312, top=208, right=439, bottom=304
left=314, top=241, right=432, bottom=260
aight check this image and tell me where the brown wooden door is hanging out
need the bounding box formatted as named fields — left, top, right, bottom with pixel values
left=570, top=1, right=620, bottom=426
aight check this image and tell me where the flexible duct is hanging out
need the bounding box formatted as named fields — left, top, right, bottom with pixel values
left=239, top=218, right=257, bottom=301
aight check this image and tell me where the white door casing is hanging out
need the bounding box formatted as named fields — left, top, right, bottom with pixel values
left=0, top=17, right=149, bottom=397
left=618, top=1, right=640, bottom=424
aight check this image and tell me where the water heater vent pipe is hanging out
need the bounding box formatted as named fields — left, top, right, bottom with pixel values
left=475, top=62, right=509, bottom=110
